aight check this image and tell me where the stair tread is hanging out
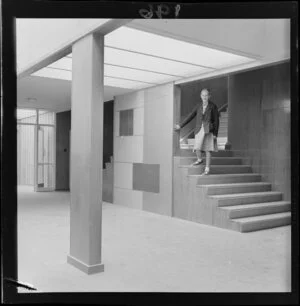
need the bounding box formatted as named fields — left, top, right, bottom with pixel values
left=210, top=191, right=282, bottom=199
left=176, top=156, right=243, bottom=160
left=179, top=164, right=250, bottom=168
left=197, top=182, right=271, bottom=188
left=220, top=201, right=291, bottom=211
left=180, top=148, right=231, bottom=151
left=231, top=212, right=291, bottom=223
left=188, top=173, right=261, bottom=177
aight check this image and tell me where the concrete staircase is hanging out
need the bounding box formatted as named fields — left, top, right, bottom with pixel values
left=173, top=148, right=291, bottom=232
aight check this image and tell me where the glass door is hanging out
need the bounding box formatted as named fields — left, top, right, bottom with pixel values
left=34, top=110, right=56, bottom=191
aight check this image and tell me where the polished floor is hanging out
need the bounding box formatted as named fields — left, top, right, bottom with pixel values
left=17, top=186, right=291, bottom=292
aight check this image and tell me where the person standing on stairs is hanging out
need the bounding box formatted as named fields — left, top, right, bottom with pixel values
left=174, top=88, right=219, bottom=175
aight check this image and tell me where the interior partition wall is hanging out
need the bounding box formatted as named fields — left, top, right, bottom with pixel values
left=17, top=108, right=56, bottom=191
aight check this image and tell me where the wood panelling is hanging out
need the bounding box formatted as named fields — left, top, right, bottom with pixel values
left=56, top=111, right=71, bottom=190
left=228, top=62, right=290, bottom=200
left=180, top=76, right=228, bottom=119
left=143, top=83, right=174, bottom=216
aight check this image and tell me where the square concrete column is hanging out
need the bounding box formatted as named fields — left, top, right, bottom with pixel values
left=67, top=33, right=104, bottom=274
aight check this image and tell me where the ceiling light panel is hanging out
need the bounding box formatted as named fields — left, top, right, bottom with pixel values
left=105, top=27, right=254, bottom=69
left=104, top=47, right=212, bottom=77
left=104, top=76, right=154, bottom=89
left=49, top=56, right=180, bottom=83
left=105, top=64, right=179, bottom=84
left=32, top=67, right=154, bottom=89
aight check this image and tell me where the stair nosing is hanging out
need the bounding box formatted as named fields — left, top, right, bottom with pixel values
left=188, top=173, right=261, bottom=177
left=220, top=201, right=291, bottom=210
left=231, top=212, right=291, bottom=223
left=179, top=164, right=251, bottom=168
left=176, top=156, right=243, bottom=159
left=210, top=191, right=282, bottom=199
left=197, top=182, right=271, bottom=188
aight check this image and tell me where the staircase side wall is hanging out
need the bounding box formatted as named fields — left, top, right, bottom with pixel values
left=228, top=62, right=290, bottom=201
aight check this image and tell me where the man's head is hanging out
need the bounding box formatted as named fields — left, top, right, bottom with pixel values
left=200, top=88, right=211, bottom=104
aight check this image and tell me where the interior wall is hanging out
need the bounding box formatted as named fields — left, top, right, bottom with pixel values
left=113, top=83, right=175, bottom=216
left=56, top=101, right=114, bottom=191
left=143, top=83, right=174, bottom=216
left=180, top=76, right=228, bottom=119
left=113, top=91, right=144, bottom=209
left=228, top=62, right=290, bottom=200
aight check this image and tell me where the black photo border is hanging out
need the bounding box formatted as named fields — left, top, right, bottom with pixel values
left=1, top=0, right=299, bottom=304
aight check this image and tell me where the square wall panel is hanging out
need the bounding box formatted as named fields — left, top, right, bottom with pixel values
left=114, top=162, right=133, bottom=189
left=114, top=136, right=143, bottom=163
left=132, top=163, right=160, bottom=193
left=114, top=188, right=143, bottom=210
left=119, top=109, right=134, bottom=136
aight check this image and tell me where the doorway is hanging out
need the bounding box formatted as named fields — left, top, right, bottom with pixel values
left=17, top=108, right=56, bottom=191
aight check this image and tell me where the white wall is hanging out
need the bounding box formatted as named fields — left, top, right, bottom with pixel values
left=143, top=83, right=174, bottom=216
left=113, top=83, right=175, bottom=216
left=113, top=91, right=145, bottom=209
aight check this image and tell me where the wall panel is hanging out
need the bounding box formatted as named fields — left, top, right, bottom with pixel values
left=113, top=90, right=145, bottom=209
left=228, top=62, right=290, bottom=200
left=114, top=188, right=143, bottom=210
left=180, top=76, right=228, bottom=119
left=143, top=83, right=174, bottom=216
left=114, top=162, right=133, bottom=189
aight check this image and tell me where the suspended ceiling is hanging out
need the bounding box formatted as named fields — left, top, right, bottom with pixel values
left=31, top=25, right=255, bottom=90
left=18, top=19, right=290, bottom=111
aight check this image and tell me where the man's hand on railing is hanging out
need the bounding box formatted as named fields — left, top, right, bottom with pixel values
left=174, top=124, right=181, bottom=131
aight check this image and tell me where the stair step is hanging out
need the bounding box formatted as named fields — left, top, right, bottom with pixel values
left=219, top=120, right=228, bottom=124
left=220, top=201, right=291, bottom=218
left=189, top=173, right=262, bottom=185
left=231, top=212, right=291, bottom=232
left=188, top=137, right=227, bottom=144
left=210, top=191, right=282, bottom=206
left=178, top=149, right=233, bottom=157
left=200, top=182, right=272, bottom=195
left=178, top=157, right=242, bottom=166
left=186, top=165, right=252, bottom=175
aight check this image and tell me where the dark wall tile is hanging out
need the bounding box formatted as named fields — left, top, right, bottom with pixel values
left=132, top=163, right=160, bottom=193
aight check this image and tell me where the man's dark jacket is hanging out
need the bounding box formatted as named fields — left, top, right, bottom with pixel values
left=179, top=100, right=219, bottom=137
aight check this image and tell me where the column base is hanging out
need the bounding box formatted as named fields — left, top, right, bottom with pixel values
left=67, top=255, right=104, bottom=274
